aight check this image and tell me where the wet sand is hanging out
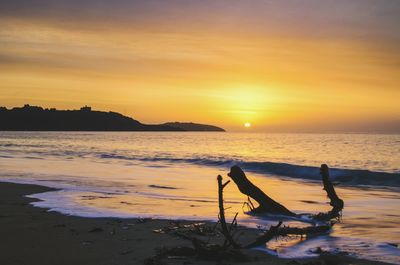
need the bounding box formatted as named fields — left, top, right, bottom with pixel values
left=0, top=182, right=392, bottom=265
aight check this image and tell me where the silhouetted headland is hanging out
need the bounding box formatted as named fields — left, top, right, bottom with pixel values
left=0, top=105, right=225, bottom=132
left=163, top=122, right=225, bottom=132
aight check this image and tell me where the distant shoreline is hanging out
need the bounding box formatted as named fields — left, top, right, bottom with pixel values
left=0, top=104, right=225, bottom=132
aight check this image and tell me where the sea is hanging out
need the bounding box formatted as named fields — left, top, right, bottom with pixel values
left=0, top=132, right=399, bottom=264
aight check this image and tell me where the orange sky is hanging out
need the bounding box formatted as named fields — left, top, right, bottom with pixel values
left=0, top=1, right=399, bottom=132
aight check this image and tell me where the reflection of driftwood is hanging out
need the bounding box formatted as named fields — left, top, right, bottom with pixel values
left=227, top=166, right=296, bottom=216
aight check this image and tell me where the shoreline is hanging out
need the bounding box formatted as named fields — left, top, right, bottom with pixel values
left=0, top=181, right=394, bottom=265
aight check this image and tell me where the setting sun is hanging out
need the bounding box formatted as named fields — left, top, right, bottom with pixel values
left=244, top=122, right=251, bottom=128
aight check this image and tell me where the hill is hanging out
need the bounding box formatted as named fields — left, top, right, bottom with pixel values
left=163, top=122, right=225, bottom=132
left=0, top=105, right=225, bottom=132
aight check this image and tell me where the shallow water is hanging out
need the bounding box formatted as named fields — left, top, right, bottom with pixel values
left=0, top=132, right=399, bottom=264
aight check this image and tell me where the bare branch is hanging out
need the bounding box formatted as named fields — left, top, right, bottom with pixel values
left=217, top=175, right=241, bottom=249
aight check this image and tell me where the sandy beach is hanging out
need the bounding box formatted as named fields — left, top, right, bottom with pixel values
left=0, top=181, right=393, bottom=265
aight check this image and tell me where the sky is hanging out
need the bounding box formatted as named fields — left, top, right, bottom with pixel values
left=0, top=0, right=399, bottom=132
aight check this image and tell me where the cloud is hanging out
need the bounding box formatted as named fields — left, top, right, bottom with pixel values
left=1, top=0, right=399, bottom=39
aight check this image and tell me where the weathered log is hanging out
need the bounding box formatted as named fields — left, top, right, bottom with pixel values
left=227, top=166, right=296, bottom=216
left=244, top=222, right=330, bottom=249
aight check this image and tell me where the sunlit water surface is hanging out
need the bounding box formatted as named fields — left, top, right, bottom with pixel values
left=0, top=132, right=399, bottom=264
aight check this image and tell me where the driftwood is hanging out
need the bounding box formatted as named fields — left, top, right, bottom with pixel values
left=217, top=175, right=241, bottom=248
left=313, top=164, right=344, bottom=221
left=217, top=164, right=343, bottom=249
left=217, top=171, right=332, bottom=249
left=227, top=166, right=296, bottom=216
left=152, top=164, right=344, bottom=262
left=243, top=222, right=330, bottom=249
left=227, top=164, right=344, bottom=221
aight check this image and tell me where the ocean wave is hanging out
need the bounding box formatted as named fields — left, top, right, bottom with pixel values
left=0, top=143, right=55, bottom=148
left=99, top=153, right=400, bottom=188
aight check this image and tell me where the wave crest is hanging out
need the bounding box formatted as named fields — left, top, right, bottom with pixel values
left=98, top=153, right=400, bottom=188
